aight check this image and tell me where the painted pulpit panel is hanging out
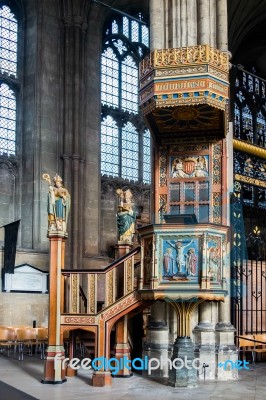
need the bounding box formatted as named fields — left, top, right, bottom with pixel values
left=160, top=236, right=200, bottom=282
left=207, top=236, right=222, bottom=284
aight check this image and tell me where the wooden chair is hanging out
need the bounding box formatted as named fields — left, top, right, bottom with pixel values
left=36, top=327, right=48, bottom=359
left=238, top=335, right=256, bottom=364
left=253, top=334, right=266, bottom=360
left=16, top=327, right=37, bottom=360
left=0, top=328, right=16, bottom=357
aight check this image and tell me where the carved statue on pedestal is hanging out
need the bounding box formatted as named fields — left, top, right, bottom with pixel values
left=43, top=173, right=71, bottom=232
left=116, top=188, right=136, bottom=243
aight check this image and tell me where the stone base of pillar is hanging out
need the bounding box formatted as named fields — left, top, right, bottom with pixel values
left=215, top=322, right=238, bottom=380
left=42, top=346, right=67, bottom=384
left=92, top=371, right=112, bottom=387
left=112, top=343, right=133, bottom=377
left=194, top=322, right=216, bottom=380
left=168, top=336, right=197, bottom=388
left=115, top=242, right=132, bottom=258
left=142, top=321, right=170, bottom=378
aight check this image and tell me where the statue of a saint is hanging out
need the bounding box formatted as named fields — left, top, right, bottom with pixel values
left=116, top=189, right=136, bottom=243
left=43, top=173, right=71, bottom=232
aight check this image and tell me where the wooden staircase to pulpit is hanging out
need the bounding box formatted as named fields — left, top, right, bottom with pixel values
left=59, top=246, right=148, bottom=384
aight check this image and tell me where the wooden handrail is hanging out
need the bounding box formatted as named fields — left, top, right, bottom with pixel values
left=62, top=245, right=140, bottom=275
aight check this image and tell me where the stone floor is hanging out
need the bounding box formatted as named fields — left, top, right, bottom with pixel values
left=0, top=355, right=265, bottom=400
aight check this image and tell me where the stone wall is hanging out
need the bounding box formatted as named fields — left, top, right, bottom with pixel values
left=0, top=292, right=48, bottom=327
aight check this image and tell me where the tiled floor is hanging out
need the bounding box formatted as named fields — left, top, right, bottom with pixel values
left=0, top=355, right=265, bottom=400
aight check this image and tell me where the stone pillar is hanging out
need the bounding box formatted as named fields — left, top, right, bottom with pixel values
left=217, top=0, right=228, bottom=50
left=193, top=302, right=216, bottom=380
left=198, top=0, right=210, bottom=45
left=151, top=0, right=228, bottom=49
left=215, top=298, right=238, bottom=380
left=149, top=0, right=164, bottom=50
left=42, top=232, right=67, bottom=384
left=168, top=336, right=197, bottom=388
left=61, top=3, right=89, bottom=268
left=142, top=302, right=170, bottom=377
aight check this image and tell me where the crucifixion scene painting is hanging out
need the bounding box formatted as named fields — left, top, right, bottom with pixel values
left=161, top=236, right=199, bottom=281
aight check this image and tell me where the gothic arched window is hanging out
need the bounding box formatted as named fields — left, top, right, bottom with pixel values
left=101, top=13, right=151, bottom=183
left=0, top=4, right=18, bottom=156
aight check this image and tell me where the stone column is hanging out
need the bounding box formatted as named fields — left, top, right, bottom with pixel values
left=149, top=0, right=164, bottom=50
left=142, top=302, right=170, bottom=377
left=187, top=0, right=197, bottom=46
left=215, top=297, right=238, bottom=380
left=193, top=302, right=216, bottom=380
left=61, top=3, right=89, bottom=268
left=150, top=0, right=228, bottom=51
left=217, top=0, right=228, bottom=50
left=198, top=0, right=210, bottom=45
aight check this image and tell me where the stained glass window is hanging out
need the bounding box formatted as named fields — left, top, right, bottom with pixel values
left=0, top=5, right=18, bottom=156
left=100, top=13, right=150, bottom=183
left=233, top=66, right=266, bottom=148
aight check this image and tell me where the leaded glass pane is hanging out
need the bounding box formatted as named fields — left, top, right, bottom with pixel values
left=131, top=20, right=139, bottom=42
left=199, top=181, right=209, bottom=201
left=184, top=205, right=194, bottom=214
left=121, top=122, right=138, bottom=180
left=0, top=5, right=18, bottom=77
left=170, top=183, right=180, bottom=202
left=0, top=83, right=16, bottom=155
left=101, top=48, right=119, bottom=108
left=143, top=130, right=151, bottom=183
left=199, top=205, right=209, bottom=222
left=113, top=39, right=127, bottom=55
left=170, top=205, right=180, bottom=214
left=112, top=20, right=118, bottom=34
left=123, top=17, right=129, bottom=38
left=121, top=55, right=138, bottom=114
left=234, top=102, right=241, bottom=139
left=101, top=116, right=119, bottom=176
left=257, top=110, right=266, bottom=148
left=184, top=182, right=195, bottom=202
left=242, top=104, right=253, bottom=143
left=141, top=25, right=149, bottom=47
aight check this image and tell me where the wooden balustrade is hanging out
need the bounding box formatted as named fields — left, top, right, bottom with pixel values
left=62, top=246, right=141, bottom=315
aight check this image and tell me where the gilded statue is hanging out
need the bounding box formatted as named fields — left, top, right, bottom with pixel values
left=116, top=188, right=136, bottom=243
left=43, top=173, right=71, bottom=232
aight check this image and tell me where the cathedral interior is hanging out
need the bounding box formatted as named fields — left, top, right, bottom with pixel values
left=0, top=0, right=266, bottom=395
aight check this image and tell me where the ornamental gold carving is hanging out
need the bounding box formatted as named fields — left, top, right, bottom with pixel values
left=72, top=274, right=78, bottom=313
left=126, top=258, right=133, bottom=294
left=235, top=174, right=266, bottom=189
left=89, top=274, right=96, bottom=314
left=140, top=45, right=230, bottom=80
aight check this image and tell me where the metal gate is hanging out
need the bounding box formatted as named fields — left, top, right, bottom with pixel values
left=231, top=186, right=266, bottom=335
